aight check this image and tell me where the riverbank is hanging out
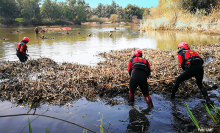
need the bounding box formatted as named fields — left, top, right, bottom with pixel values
left=140, top=19, right=220, bottom=36
left=0, top=18, right=139, bottom=28
left=0, top=19, right=75, bottom=27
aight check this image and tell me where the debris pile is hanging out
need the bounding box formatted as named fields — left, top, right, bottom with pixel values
left=0, top=43, right=219, bottom=105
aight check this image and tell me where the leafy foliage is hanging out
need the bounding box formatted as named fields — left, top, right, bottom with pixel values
left=0, top=0, right=146, bottom=24
left=0, top=0, right=17, bottom=19
left=110, top=14, right=118, bottom=22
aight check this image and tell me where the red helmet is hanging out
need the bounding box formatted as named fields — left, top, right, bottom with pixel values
left=178, top=42, right=188, bottom=49
left=23, top=37, right=29, bottom=42
left=133, top=50, right=142, bottom=57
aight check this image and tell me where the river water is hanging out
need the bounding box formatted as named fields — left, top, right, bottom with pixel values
left=0, top=25, right=220, bottom=133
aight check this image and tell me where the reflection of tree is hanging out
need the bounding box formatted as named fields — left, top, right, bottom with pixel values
left=127, top=108, right=151, bottom=132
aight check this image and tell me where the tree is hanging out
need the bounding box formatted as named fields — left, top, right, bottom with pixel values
left=51, top=1, right=62, bottom=19
left=40, top=0, right=53, bottom=19
left=116, top=6, right=125, bottom=21
left=111, top=0, right=117, bottom=14
left=110, top=14, right=118, bottom=22
left=142, top=8, right=150, bottom=19
left=66, top=0, right=77, bottom=20
left=139, top=7, right=146, bottom=18
left=124, top=4, right=142, bottom=20
left=180, top=0, right=218, bottom=13
left=77, top=0, right=85, bottom=6
left=75, top=5, right=87, bottom=24
left=105, top=5, right=113, bottom=18
left=20, top=0, right=41, bottom=20
left=40, top=0, right=62, bottom=20
left=62, top=4, right=72, bottom=20
left=0, top=0, right=18, bottom=19
left=94, top=3, right=104, bottom=17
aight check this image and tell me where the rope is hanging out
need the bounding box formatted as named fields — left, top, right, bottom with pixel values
left=19, top=109, right=46, bottom=133
left=0, top=114, right=97, bottom=133
left=116, top=76, right=178, bottom=87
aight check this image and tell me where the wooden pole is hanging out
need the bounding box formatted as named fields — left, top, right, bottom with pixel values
left=116, top=76, right=178, bottom=87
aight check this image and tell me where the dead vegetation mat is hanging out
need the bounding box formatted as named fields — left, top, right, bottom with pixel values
left=0, top=43, right=219, bottom=105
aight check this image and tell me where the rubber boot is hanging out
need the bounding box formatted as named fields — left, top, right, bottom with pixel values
left=129, top=88, right=134, bottom=102
left=171, top=82, right=179, bottom=99
left=144, top=94, right=153, bottom=107
left=199, top=85, right=214, bottom=105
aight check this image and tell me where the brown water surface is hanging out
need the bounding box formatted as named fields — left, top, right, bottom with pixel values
left=0, top=25, right=220, bottom=133
left=1, top=25, right=219, bottom=65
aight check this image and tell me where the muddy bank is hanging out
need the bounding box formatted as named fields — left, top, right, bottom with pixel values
left=0, top=43, right=219, bottom=106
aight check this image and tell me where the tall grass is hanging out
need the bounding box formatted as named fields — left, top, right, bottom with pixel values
left=183, top=102, right=201, bottom=132
left=211, top=104, right=220, bottom=121
left=204, top=104, right=217, bottom=124
left=87, top=15, right=108, bottom=23
left=141, top=6, right=220, bottom=35
left=184, top=102, right=220, bottom=132
left=92, top=114, right=105, bottom=133
left=28, top=117, right=50, bottom=133
left=28, top=118, right=32, bottom=133
left=46, top=128, right=50, bottom=133
left=83, top=116, right=92, bottom=133
left=100, top=114, right=104, bottom=133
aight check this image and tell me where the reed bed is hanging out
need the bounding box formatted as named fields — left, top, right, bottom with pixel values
left=140, top=6, right=220, bottom=35
left=0, top=43, right=219, bottom=106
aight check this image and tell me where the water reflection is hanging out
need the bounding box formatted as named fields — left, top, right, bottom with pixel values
left=144, top=30, right=220, bottom=50
left=1, top=25, right=219, bottom=65
left=127, top=107, right=151, bottom=132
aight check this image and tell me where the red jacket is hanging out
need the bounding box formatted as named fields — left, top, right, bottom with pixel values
left=178, top=48, right=203, bottom=70
left=16, top=41, right=27, bottom=54
left=128, top=55, right=151, bottom=77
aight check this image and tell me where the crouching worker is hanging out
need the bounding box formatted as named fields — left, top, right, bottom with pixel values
left=128, top=50, right=153, bottom=107
left=171, top=42, right=214, bottom=105
left=16, top=37, right=29, bottom=62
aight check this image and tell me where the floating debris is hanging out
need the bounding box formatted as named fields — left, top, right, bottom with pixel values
left=10, top=30, right=22, bottom=34
left=0, top=43, right=219, bottom=105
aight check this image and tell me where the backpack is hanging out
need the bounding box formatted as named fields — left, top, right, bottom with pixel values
left=185, top=50, right=203, bottom=65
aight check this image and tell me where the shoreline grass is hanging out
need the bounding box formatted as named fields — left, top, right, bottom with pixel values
left=140, top=6, right=220, bottom=35
left=184, top=101, right=220, bottom=133
left=183, top=102, right=202, bottom=132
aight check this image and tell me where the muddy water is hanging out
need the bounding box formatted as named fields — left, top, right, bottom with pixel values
left=0, top=25, right=220, bottom=133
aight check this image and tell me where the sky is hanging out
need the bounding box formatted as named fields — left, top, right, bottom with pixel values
left=56, top=0, right=159, bottom=8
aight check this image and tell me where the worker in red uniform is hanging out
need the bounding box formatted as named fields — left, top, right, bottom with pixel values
left=16, top=37, right=29, bottom=62
left=34, top=27, right=39, bottom=34
left=171, top=42, right=214, bottom=104
left=128, top=50, right=153, bottom=107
